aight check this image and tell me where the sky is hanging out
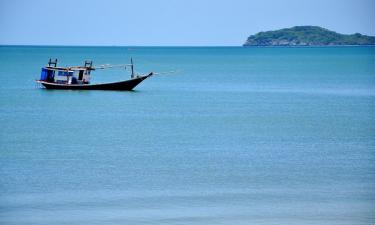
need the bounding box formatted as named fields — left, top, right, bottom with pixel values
left=0, top=0, right=374, bottom=46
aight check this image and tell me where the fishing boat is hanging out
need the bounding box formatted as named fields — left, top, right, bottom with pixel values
left=36, top=58, right=153, bottom=91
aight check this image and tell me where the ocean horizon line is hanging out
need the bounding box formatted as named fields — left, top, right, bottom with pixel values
left=0, top=44, right=240, bottom=48
left=1, top=44, right=375, bottom=48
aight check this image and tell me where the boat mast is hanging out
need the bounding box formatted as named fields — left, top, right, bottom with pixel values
left=131, top=58, right=134, bottom=78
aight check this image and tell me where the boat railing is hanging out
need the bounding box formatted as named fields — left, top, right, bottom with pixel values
left=48, top=58, right=57, bottom=67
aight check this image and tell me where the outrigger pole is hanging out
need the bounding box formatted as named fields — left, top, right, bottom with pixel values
left=94, top=58, right=135, bottom=77
left=95, top=64, right=130, bottom=69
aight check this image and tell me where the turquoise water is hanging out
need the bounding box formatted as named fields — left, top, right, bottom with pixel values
left=0, top=46, right=375, bottom=225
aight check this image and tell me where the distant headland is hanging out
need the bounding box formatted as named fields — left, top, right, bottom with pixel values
left=243, top=26, right=375, bottom=46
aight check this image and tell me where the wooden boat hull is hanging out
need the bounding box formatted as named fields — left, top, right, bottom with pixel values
left=37, top=73, right=152, bottom=91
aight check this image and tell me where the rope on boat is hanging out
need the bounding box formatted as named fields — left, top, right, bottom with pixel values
left=126, top=58, right=182, bottom=76
left=151, top=70, right=182, bottom=75
left=127, top=69, right=180, bottom=78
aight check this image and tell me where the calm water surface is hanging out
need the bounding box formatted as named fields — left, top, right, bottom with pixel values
left=0, top=46, right=375, bottom=225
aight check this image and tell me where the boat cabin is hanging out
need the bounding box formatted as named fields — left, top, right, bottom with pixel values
left=39, top=59, right=93, bottom=84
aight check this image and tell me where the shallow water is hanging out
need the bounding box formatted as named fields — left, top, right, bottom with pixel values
left=1, top=46, right=375, bottom=225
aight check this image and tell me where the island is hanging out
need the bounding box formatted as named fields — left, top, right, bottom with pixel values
left=243, top=26, right=375, bottom=46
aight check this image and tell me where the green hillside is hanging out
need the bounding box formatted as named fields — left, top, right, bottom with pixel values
left=243, top=26, right=375, bottom=46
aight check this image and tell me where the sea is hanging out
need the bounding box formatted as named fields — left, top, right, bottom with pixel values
left=0, top=46, right=375, bottom=225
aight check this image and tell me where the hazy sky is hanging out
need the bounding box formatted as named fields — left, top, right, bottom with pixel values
left=0, top=0, right=374, bottom=46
